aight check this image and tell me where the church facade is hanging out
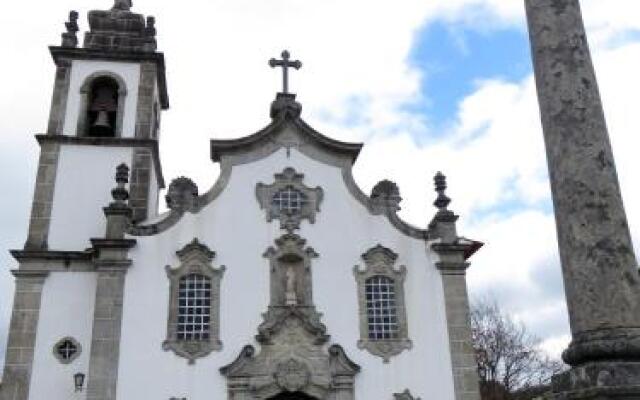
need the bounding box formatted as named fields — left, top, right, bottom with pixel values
left=0, top=2, right=481, bottom=400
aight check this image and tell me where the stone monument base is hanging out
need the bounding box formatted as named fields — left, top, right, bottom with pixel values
left=549, top=362, right=640, bottom=399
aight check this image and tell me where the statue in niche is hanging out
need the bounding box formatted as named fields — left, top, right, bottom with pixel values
left=285, top=266, right=297, bottom=306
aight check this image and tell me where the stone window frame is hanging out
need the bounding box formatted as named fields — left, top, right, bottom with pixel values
left=77, top=71, right=128, bottom=137
left=256, top=167, right=323, bottom=232
left=52, top=336, right=82, bottom=365
left=353, top=244, right=412, bottom=363
left=163, top=239, right=225, bottom=364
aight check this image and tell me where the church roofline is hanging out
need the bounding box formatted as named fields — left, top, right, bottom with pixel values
left=49, top=46, right=169, bottom=109
left=210, top=104, right=363, bottom=164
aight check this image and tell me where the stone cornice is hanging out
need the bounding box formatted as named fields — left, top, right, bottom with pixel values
left=35, top=134, right=165, bottom=188
left=90, top=238, right=137, bottom=250
left=432, top=239, right=483, bottom=261
left=49, top=46, right=169, bottom=109
left=10, top=270, right=51, bottom=279
left=11, top=249, right=93, bottom=263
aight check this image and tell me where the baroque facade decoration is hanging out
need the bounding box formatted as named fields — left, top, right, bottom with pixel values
left=354, top=245, right=412, bottom=362
left=163, top=239, right=225, bottom=364
left=256, top=167, right=323, bottom=232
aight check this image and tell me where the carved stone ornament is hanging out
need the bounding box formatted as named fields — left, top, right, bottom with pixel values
left=256, top=167, right=323, bottom=232
left=394, top=389, right=422, bottom=400
left=163, top=239, right=225, bottom=364
left=165, top=177, right=199, bottom=212
left=370, top=179, right=402, bottom=213
left=221, top=337, right=360, bottom=400
left=275, top=358, right=311, bottom=392
left=354, top=245, right=412, bottom=363
left=52, top=336, right=82, bottom=364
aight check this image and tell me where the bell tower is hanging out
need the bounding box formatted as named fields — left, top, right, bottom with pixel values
left=25, top=0, right=168, bottom=250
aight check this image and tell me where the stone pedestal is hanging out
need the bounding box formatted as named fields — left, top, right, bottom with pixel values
left=525, top=0, right=640, bottom=398
left=549, top=362, right=640, bottom=399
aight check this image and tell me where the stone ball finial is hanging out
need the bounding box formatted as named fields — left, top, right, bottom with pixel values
left=166, top=177, right=199, bottom=212
left=111, top=163, right=130, bottom=204
left=371, top=179, right=402, bottom=212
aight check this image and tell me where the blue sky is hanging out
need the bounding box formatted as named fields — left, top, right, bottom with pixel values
left=410, top=22, right=532, bottom=130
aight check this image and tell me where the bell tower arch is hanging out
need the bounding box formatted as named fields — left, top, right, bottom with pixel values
left=24, top=1, right=169, bottom=251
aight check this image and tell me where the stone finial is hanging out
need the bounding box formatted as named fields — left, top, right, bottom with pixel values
left=270, top=93, right=302, bottom=119
left=143, top=16, right=157, bottom=52
left=61, top=10, right=79, bottom=48
left=111, top=163, right=130, bottom=204
left=112, top=0, right=133, bottom=12
left=433, top=172, right=451, bottom=211
left=85, top=0, right=157, bottom=53
left=165, top=177, right=199, bottom=212
left=428, top=172, right=458, bottom=239
left=370, top=179, right=402, bottom=212
left=145, top=16, right=156, bottom=37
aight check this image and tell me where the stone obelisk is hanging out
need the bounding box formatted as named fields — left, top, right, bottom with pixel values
left=525, top=0, right=640, bottom=397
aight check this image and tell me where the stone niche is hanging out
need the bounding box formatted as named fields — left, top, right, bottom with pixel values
left=220, top=233, right=360, bottom=400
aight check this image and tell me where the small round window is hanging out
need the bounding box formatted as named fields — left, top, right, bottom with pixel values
left=53, top=337, right=81, bottom=364
left=272, top=186, right=307, bottom=214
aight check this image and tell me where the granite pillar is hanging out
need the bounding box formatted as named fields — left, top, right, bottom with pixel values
left=0, top=271, right=48, bottom=400
left=525, top=0, right=640, bottom=397
left=85, top=164, right=136, bottom=400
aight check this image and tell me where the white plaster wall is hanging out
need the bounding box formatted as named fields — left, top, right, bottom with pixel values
left=117, top=147, right=455, bottom=400
left=29, top=272, right=97, bottom=400
left=62, top=60, right=141, bottom=137
left=48, top=145, right=133, bottom=250
left=147, top=159, right=160, bottom=218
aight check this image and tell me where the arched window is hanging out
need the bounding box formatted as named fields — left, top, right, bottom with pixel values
left=354, top=245, right=412, bottom=362
left=177, top=273, right=212, bottom=341
left=78, top=72, right=127, bottom=138
left=87, top=77, right=119, bottom=137
left=365, top=275, right=398, bottom=340
left=164, top=239, right=225, bottom=364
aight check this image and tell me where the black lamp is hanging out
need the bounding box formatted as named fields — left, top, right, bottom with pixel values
left=74, top=372, right=85, bottom=392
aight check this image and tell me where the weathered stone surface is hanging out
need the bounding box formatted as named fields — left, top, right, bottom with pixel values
left=0, top=272, right=47, bottom=400
left=526, top=0, right=640, bottom=398
left=526, top=0, right=640, bottom=364
left=24, top=142, right=60, bottom=250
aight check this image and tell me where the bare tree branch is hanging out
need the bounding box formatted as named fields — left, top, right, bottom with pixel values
left=470, top=297, right=566, bottom=400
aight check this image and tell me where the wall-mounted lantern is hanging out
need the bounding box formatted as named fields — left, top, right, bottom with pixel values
left=74, top=372, right=85, bottom=392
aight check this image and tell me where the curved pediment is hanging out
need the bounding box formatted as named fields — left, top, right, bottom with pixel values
left=210, top=93, right=363, bottom=166
left=127, top=94, right=434, bottom=242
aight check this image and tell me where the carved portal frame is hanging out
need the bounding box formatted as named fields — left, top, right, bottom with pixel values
left=256, top=167, right=323, bottom=232
left=354, top=245, right=412, bottom=363
left=163, top=239, right=225, bottom=364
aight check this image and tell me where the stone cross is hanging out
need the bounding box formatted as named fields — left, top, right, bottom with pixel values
left=526, top=0, right=640, bottom=397
left=269, top=50, right=302, bottom=94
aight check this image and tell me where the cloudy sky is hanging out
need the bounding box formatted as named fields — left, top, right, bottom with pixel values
left=1, top=0, right=639, bottom=368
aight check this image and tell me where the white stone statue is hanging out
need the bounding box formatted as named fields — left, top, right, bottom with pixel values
left=285, top=266, right=297, bottom=306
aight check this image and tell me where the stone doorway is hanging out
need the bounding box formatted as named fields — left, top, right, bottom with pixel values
left=269, top=392, right=318, bottom=400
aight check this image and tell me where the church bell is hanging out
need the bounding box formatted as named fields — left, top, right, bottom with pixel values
left=89, top=85, right=118, bottom=137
